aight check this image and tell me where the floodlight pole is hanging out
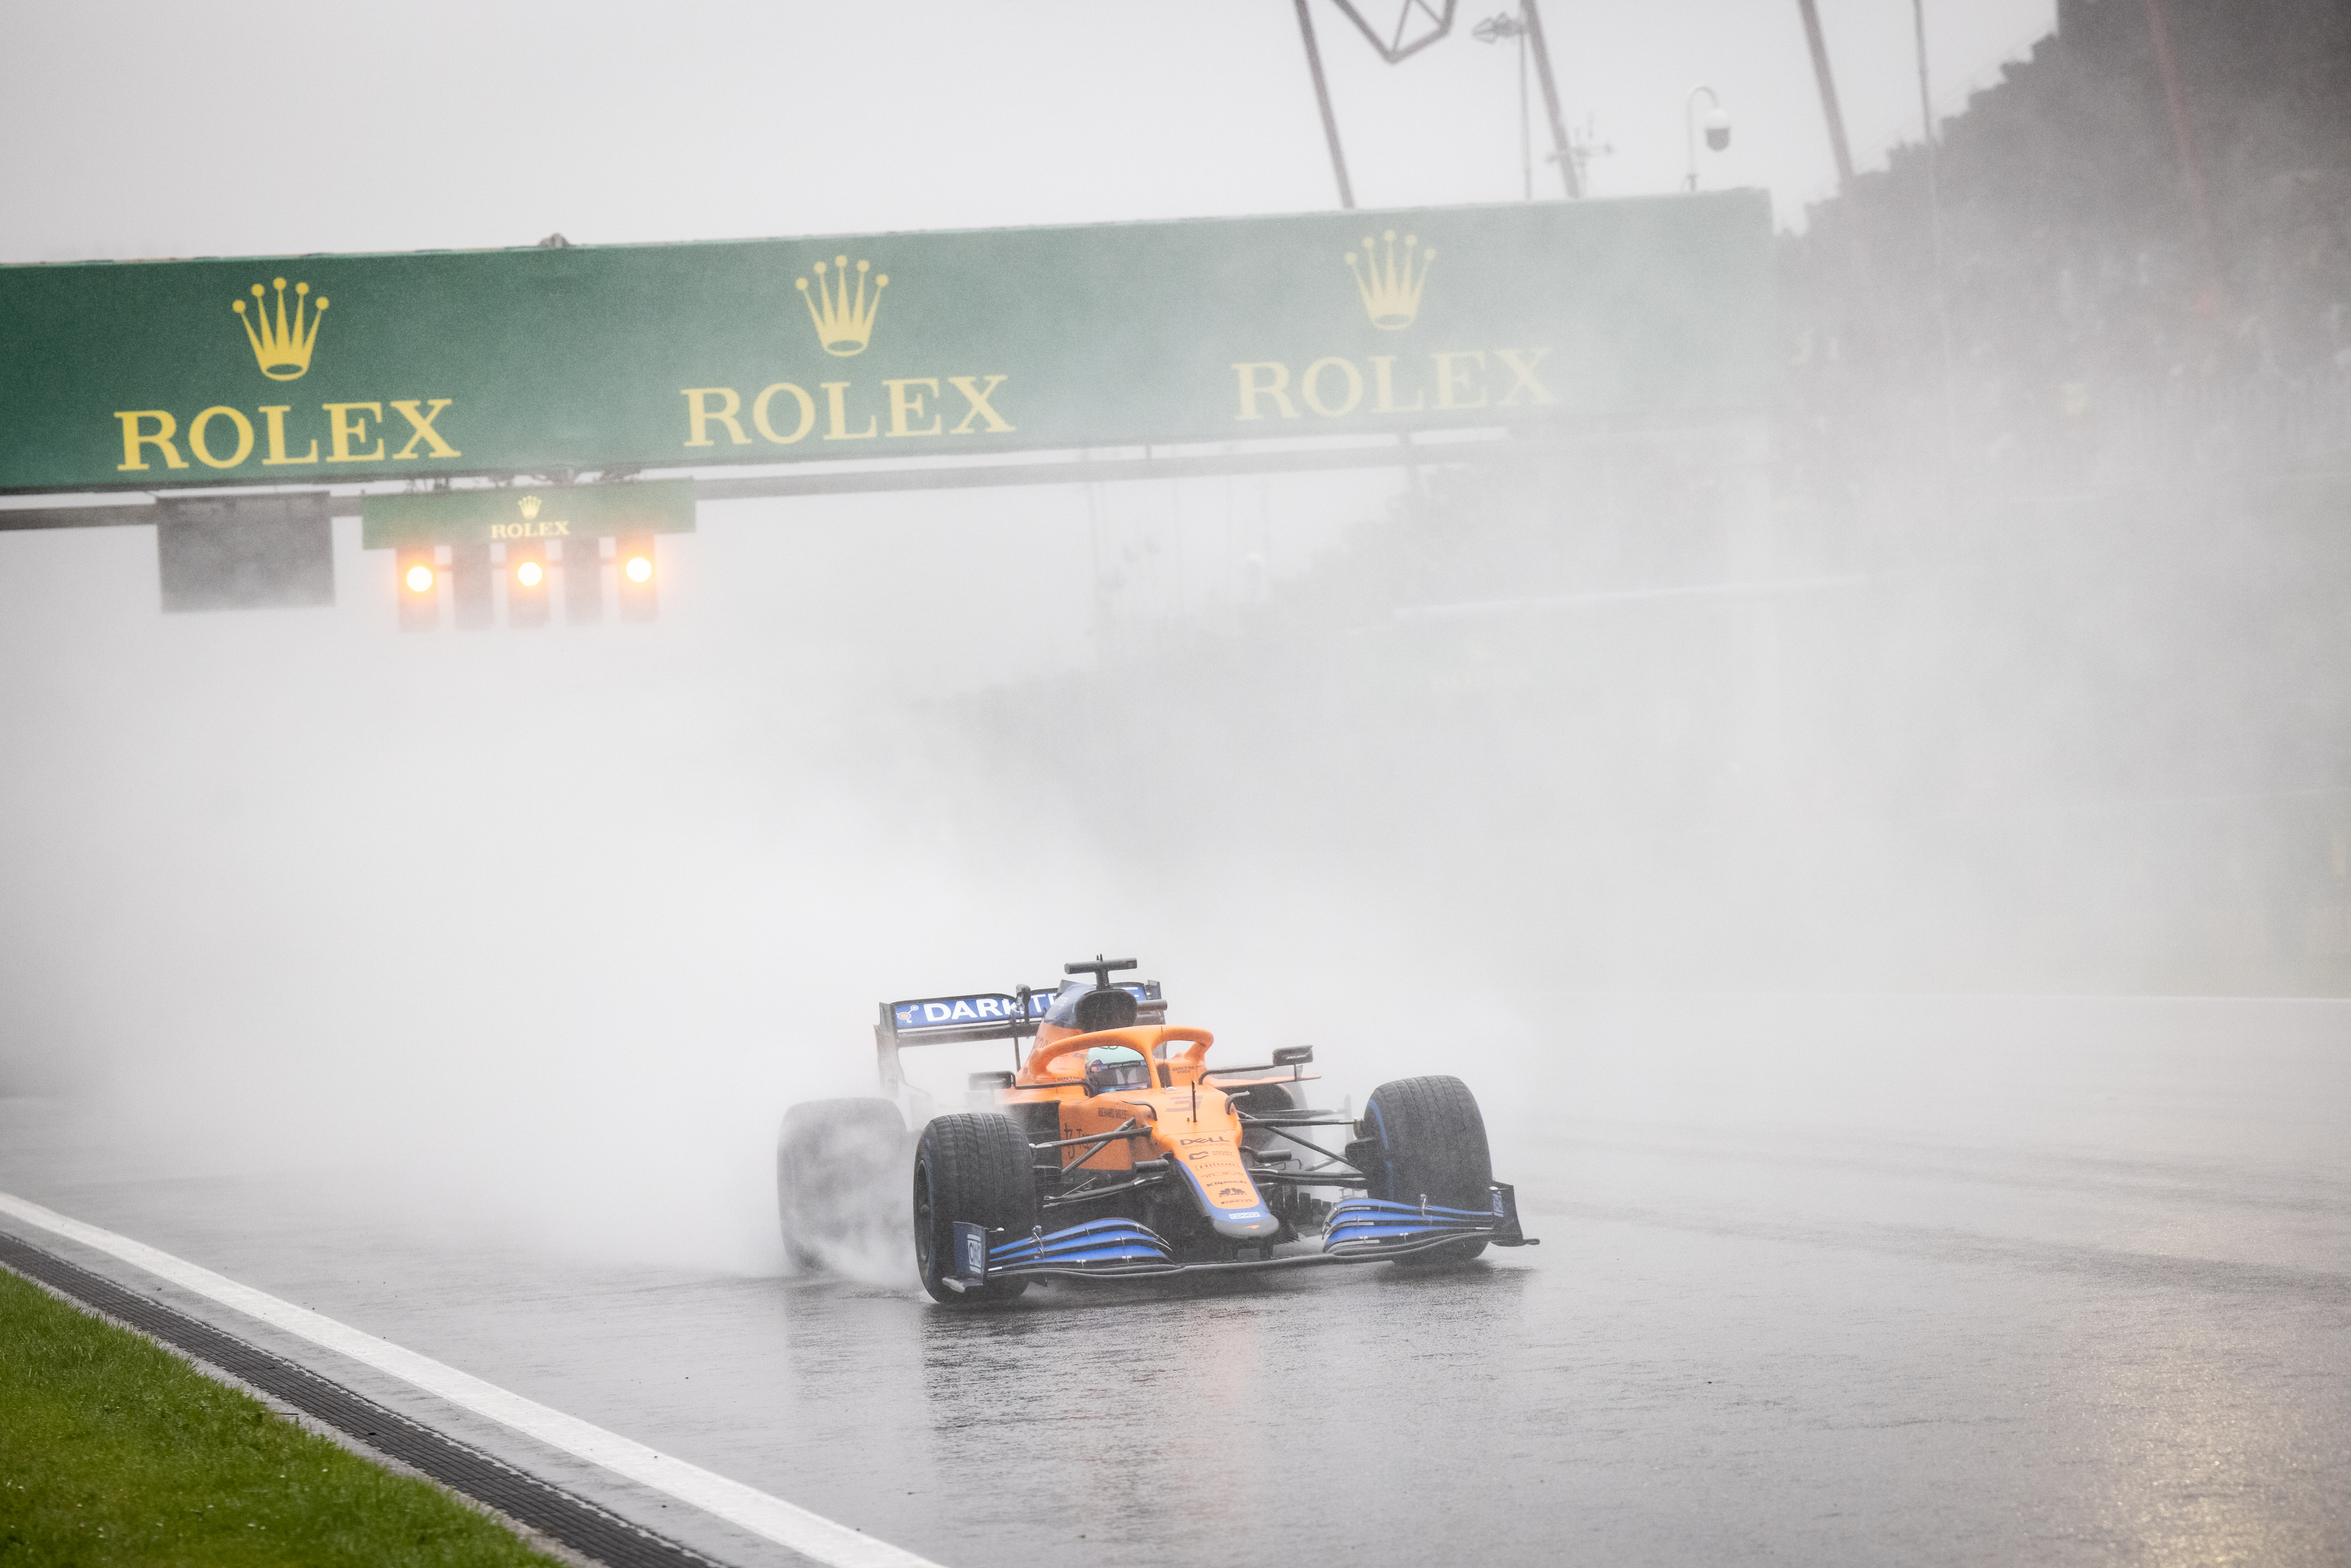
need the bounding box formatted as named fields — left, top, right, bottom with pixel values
left=1294, top=0, right=1357, bottom=210
left=1519, top=0, right=1581, bottom=199
left=1793, top=0, right=1890, bottom=387
left=1684, top=84, right=1724, bottom=191
left=1913, top=0, right=1959, bottom=460
left=1794, top=0, right=1856, bottom=192
left=2139, top=0, right=2225, bottom=309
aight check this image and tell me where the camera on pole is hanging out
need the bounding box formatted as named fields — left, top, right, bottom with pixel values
left=1685, top=85, right=1731, bottom=189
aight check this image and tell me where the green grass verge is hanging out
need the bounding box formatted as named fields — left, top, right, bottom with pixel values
left=0, top=1264, right=564, bottom=1567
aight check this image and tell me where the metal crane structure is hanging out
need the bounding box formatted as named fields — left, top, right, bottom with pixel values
left=1291, top=0, right=1583, bottom=209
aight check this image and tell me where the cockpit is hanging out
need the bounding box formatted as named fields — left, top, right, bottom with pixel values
left=1082, top=1044, right=1150, bottom=1096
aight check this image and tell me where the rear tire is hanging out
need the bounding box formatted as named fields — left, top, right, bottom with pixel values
left=913, top=1114, right=1036, bottom=1305
left=776, top=1099, right=908, bottom=1274
left=1357, top=1075, right=1493, bottom=1264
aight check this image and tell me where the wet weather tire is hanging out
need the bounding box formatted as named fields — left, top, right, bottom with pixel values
left=1358, top=1075, right=1493, bottom=1264
left=913, top=1114, right=1036, bottom=1306
left=776, top=1099, right=908, bottom=1274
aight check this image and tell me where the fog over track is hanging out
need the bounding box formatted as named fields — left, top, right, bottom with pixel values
left=6, top=3, right=2349, bottom=1563
left=5, top=993, right=2346, bottom=1567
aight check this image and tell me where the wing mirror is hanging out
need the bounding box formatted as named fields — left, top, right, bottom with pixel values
left=1272, top=1045, right=1314, bottom=1066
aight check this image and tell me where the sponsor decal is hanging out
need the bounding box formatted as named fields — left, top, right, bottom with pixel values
left=1225, top=228, right=1556, bottom=429
left=889, top=984, right=1153, bottom=1031
left=233, top=277, right=329, bottom=380
left=893, top=995, right=1029, bottom=1028
left=680, top=255, right=1016, bottom=453
left=110, top=277, right=464, bottom=476
left=796, top=255, right=887, bottom=357
left=1345, top=230, right=1433, bottom=330
left=952, top=1221, right=988, bottom=1280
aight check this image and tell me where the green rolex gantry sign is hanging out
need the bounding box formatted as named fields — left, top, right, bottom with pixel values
left=0, top=191, right=1772, bottom=496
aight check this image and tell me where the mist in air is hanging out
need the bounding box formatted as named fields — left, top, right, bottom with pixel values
left=3, top=0, right=2346, bottom=1279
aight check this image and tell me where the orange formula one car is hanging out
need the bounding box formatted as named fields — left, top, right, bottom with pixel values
left=776, top=956, right=1536, bottom=1304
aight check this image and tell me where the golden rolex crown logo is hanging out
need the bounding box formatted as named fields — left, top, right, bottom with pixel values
left=1345, top=230, right=1433, bottom=330
left=796, top=255, right=887, bottom=356
left=518, top=495, right=542, bottom=519
left=231, top=277, right=328, bottom=380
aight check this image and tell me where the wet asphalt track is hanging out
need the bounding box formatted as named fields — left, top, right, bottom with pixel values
left=5, top=994, right=2348, bottom=1567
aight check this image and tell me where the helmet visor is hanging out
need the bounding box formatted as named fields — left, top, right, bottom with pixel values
left=1083, top=1046, right=1150, bottom=1093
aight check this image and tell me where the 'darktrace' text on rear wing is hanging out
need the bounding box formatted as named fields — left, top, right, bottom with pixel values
left=875, top=982, right=1166, bottom=1092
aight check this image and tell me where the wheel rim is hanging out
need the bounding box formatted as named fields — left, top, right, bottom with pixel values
left=912, top=1160, right=936, bottom=1279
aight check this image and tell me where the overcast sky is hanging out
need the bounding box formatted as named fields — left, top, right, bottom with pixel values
left=2, top=0, right=2054, bottom=265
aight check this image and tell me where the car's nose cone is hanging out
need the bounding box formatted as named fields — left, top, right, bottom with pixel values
left=1207, top=1205, right=1281, bottom=1241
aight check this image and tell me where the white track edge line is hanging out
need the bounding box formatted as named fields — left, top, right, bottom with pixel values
left=0, top=1190, right=942, bottom=1568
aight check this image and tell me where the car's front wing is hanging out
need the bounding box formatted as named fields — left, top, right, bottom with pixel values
left=944, top=1184, right=1536, bottom=1290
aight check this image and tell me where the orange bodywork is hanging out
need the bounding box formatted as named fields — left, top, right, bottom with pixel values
left=1007, top=1023, right=1278, bottom=1239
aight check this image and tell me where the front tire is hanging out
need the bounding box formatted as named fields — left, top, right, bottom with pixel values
left=913, top=1114, right=1036, bottom=1305
left=1355, top=1075, right=1493, bottom=1264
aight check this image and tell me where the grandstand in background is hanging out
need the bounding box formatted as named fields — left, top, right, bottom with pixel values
left=955, top=2, right=2351, bottom=995
left=1786, top=0, right=2351, bottom=490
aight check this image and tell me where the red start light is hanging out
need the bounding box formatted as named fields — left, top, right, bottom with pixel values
left=404, top=563, right=435, bottom=593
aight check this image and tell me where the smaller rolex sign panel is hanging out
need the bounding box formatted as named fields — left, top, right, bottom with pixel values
left=0, top=193, right=1771, bottom=495
left=359, top=479, right=696, bottom=549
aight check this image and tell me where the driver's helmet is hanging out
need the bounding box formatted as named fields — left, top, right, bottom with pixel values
left=1083, top=1044, right=1149, bottom=1096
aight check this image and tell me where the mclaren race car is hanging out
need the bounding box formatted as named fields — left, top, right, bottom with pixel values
left=775, top=956, right=1536, bottom=1304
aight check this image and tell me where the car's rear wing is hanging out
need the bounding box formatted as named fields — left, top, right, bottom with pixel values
left=876, top=982, right=1165, bottom=1093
